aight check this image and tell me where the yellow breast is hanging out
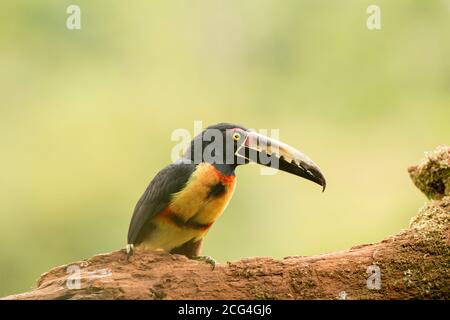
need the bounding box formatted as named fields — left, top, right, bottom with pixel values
left=169, top=163, right=236, bottom=226
left=139, top=163, right=236, bottom=251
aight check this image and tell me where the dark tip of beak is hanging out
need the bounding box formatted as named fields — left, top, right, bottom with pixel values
left=313, top=167, right=326, bottom=192
left=305, top=164, right=326, bottom=192
left=275, top=157, right=326, bottom=191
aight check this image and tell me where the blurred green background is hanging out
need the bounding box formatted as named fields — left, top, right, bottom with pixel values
left=0, top=0, right=449, bottom=296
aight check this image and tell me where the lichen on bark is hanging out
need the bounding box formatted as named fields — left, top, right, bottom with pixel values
left=408, top=145, right=450, bottom=200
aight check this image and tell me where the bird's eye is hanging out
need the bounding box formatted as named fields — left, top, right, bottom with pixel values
left=232, top=132, right=241, bottom=141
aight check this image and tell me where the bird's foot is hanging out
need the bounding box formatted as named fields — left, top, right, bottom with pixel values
left=192, top=255, right=217, bottom=270
left=126, top=244, right=134, bottom=262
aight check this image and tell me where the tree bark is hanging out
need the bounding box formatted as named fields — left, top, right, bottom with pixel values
left=2, top=146, right=449, bottom=300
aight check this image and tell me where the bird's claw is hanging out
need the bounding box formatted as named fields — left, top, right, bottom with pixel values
left=126, top=244, right=134, bottom=262
left=192, top=255, right=217, bottom=270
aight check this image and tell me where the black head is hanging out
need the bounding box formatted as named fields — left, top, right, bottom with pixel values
left=183, top=123, right=248, bottom=174
left=182, top=122, right=326, bottom=190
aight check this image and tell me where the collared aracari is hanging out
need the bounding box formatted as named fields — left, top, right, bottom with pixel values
left=126, top=123, right=326, bottom=267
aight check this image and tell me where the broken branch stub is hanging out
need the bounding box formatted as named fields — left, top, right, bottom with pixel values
left=408, top=145, right=450, bottom=200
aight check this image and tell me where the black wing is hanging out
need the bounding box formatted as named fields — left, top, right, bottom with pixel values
left=127, top=161, right=196, bottom=245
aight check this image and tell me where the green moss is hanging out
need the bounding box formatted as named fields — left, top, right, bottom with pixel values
left=150, top=288, right=166, bottom=300
left=408, top=145, right=450, bottom=200
left=410, top=197, right=449, bottom=232
left=251, top=287, right=277, bottom=300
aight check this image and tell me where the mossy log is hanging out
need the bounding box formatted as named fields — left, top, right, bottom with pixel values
left=2, top=146, right=449, bottom=300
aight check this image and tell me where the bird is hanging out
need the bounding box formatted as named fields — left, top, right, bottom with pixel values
left=126, top=123, right=326, bottom=268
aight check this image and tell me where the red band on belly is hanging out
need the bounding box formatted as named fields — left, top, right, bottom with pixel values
left=159, top=207, right=212, bottom=231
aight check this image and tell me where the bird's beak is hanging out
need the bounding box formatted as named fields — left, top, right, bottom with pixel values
left=235, top=131, right=326, bottom=191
